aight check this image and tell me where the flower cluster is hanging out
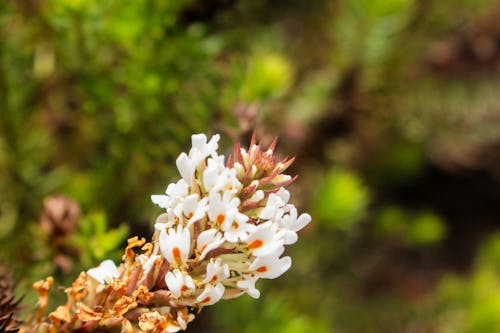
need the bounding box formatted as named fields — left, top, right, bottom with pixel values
left=25, top=133, right=310, bottom=333
left=146, top=133, right=311, bottom=308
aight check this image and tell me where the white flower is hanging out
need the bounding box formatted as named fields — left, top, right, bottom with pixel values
left=249, top=248, right=291, bottom=279
left=236, top=275, right=260, bottom=299
left=165, top=269, right=195, bottom=298
left=153, top=213, right=175, bottom=231
left=203, top=258, right=230, bottom=284
left=178, top=194, right=208, bottom=226
left=151, top=179, right=189, bottom=209
left=246, top=221, right=284, bottom=257
left=196, top=282, right=225, bottom=306
left=202, top=155, right=226, bottom=192
left=87, top=259, right=119, bottom=284
left=190, top=134, right=220, bottom=160
left=259, top=193, right=286, bottom=220
left=223, top=212, right=253, bottom=243
left=176, top=134, right=220, bottom=185
left=203, top=157, right=242, bottom=194
left=159, top=225, right=191, bottom=266
left=278, top=208, right=311, bottom=245
left=207, top=191, right=240, bottom=231
left=197, top=229, right=224, bottom=260
left=176, top=152, right=199, bottom=186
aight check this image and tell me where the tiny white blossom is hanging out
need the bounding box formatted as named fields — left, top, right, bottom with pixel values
left=197, top=229, right=224, bottom=260
left=87, top=259, right=119, bottom=284
left=246, top=221, right=284, bottom=257
left=177, top=194, right=208, bottom=226
left=207, top=191, right=240, bottom=231
left=165, top=269, right=195, bottom=298
left=196, top=282, right=225, bottom=306
left=159, top=225, right=191, bottom=266
left=236, top=275, right=261, bottom=299
left=177, top=134, right=219, bottom=186
left=154, top=213, right=174, bottom=231
left=259, top=193, right=286, bottom=220
left=176, top=152, right=199, bottom=185
left=223, top=212, right=253, bottom=243
left=249, top=248, right=291, bottom=279
left=151, top=179, right=189, bottom=209
left=278, top=208, right=312, bottom=245
left=203, top=258, right=230, bottom=284
left=190, top=134, right=220, bottom=160
left=202, top=155, right=227, bottom=192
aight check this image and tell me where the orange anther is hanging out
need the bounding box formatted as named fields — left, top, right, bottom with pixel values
left=172, top=247, right=181, bottom=260
left=248, top=239, right=263, bottom=249
left=216, top=214, right=225, bottom=225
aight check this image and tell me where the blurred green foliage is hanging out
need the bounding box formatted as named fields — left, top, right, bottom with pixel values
left=368, top=142, right=426, bottom=187
left=214, top=293, right=327, bottom=333
left=1, top=0, right=500, bottom=332
left=75, top=211, right=128, bottom=268
left=376, top=206, right=447, bottom=245
left=314, top=168, right=370, bottom=230
left=240, top=53, right=293, bottom=102
left=433, top=235, right=500, bottom=333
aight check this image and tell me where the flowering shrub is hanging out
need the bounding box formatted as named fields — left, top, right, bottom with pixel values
left=24, top=134, right=311, bottom=332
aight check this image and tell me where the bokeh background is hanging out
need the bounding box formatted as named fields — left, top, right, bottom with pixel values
left=1, top=0, right=500, bottom=332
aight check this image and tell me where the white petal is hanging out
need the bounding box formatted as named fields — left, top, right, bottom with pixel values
left=295, top=213, right=312, bottom=231
left=176, top=153, right=194, bottom=184
left=151, top=195, right=169, bottom=208
left=87, top=259, right=119, bottom=284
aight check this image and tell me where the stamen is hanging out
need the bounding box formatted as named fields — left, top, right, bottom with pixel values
left=172, top=247, right=181, bottom=260
left=248, top=239, right=263, bottom=249
left=216, top=214, right=225, bottom=225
